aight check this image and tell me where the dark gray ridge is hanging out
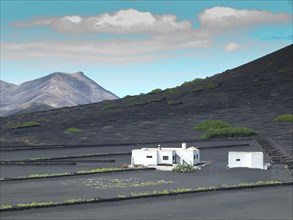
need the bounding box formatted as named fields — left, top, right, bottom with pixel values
left=0, top=45, right=292, bottom=159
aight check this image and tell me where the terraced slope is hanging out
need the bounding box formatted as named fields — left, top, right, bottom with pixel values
left=1, top=45, right=292, bottom=158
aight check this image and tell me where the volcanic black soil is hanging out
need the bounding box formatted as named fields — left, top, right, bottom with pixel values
left=1, top=186, right=292, bottom=220
left=1, top=45, right=292, bottom=160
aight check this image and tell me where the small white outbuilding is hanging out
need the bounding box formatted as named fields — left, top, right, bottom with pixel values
left=228, top=151, right=267, bottom=170
left=131, top=143, right=200, bottom=166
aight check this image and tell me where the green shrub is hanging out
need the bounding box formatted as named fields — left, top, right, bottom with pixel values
left=101, top=104, right=118, bottom=110
left=181, top=78, right=203, bottom=87
left=64, top=128, right=82, bottom=134
left=193, top=83, right=219, bottom=92
left=128, top=98, right=166, bottom=106
left=192, top=119, right=232, bottom=131
left=172, top=164, right=195, bottom=173
left=149, top=88, right=162, bottom=94
left=273, top=114, right=293, bottom=123
left=124, top=95, right=135, bottom=101
left=76, top=167, right=124, bottom=174
left=10, top=121, right=41, bottom=129
left=64, top=199, right=82, bottom=203
left=0, top=205, right=13, bottom=210
left=200, top=127, right=258, bottom=140
left=165, top=88, right=178, bottom=94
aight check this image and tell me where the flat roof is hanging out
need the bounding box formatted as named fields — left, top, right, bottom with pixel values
left=133, top=147, right=199, bottom=151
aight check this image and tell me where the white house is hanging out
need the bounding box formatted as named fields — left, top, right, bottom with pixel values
left=228, top=151, right=267, bottom=170
left=131, top=143, right=200, bottom=166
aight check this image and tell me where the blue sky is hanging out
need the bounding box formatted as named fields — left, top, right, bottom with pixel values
left=1, top=0, right=292, bottom=97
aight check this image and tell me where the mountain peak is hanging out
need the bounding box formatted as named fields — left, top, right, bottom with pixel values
left=0, top=71, right=118, bottom=116
left=74, top=71, right=85, bottom=76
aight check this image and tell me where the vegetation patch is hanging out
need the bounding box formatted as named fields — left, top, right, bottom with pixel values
left=76, top=167, right=125, bottom=174
left=76, top=178, right=174, bottom=189
left=9, top=121, right=41, bottom=129
left=101, top=104, right=118, bottom=110
left=273, top=114, right=293, bottom=123
left=192, top=119, right=257, bottom=140
left=172, top=164, right=195, bottom=173
left=1, top=167, right=152, bottom=181
left=64, top=128, right=82, bottom=134
left=128, top=98, right=166, bottom=106
left=200, top=127, right=258, bottom=140
left=181, top=78, right=203, bottom=87
left=164, top=88, right=179, bottom=95
left=127, top=181, right=283, bottom=198
left=149, top=88, right=162, bottom=94
left=124, top=95, right=135, bottom=101
left=192, top=83, right=219, bottom=92
left=192, top=119, right=232, bottom=131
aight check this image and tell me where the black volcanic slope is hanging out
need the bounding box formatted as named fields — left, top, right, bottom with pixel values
left=1, top=45, right=292, bottom=153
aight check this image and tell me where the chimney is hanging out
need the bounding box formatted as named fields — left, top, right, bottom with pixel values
left=182, top=142, right=186, bottom=149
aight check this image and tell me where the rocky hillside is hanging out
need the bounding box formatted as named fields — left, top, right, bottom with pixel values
left=1, top=45, right=292, bottom=157
left=0, top=72, right=118, bottom=116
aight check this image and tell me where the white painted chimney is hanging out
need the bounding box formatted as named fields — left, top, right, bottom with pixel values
left=182, top=142, right=187, bottom=149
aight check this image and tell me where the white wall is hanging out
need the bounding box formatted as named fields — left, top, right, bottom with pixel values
left=175, top=149, right=200, bottom=165
left=228, top=152, right=251, bottom=168
left=131, top=148, right=201, bottom=166
left=251, top=152, right=264, bottom=169
left=228, top=152, right=264, bottom=169
left=157, top=150, right=173, bottom=164
left=131, top=150, right=157, bottom=165
left=194, top=150, right=200, bottom=165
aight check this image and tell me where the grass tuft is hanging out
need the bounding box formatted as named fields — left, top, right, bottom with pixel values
left=101, top=104, right=118, bottom=110
left=192, top=119, right=257, bottom=140
left=149, top=88, right=162, bottom=94
left=273, top=114, right=293, bottom=123
left=164, top=88, right=178, bottom=95
left=10, top=121, right=41, bottom=129
left=181, top=78, right=203, bottom=87
left=64, top=128, right=82, bottom=134
left=172, top=164, right=195, bottom=173
left=192, top=119, right=232, bottom=131
left=200, top=127, right=258, bottom=140
left=193, top=83, right=219, bottom=92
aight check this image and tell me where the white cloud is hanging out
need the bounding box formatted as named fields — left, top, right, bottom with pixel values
left=225, top=43, right=241, bottom=51
left=12, top=8, right=192, bottom=34
left=199, top=7, right=291, bottom=31
left=1, top=35, right=211, bottom=64
left=11, top=7, right=292, bottom=35
left=4, top=7, right=292, bottom=65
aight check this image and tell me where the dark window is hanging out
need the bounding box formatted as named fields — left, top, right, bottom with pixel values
left=146, top=156, right=152, bottom=158
left=236, top=159, right=240, bottom=161
left=163, top=156, right=169, bottom=160
left=172, top=156, right=175, bottom=161
left=194, top=154, right=199, bottom=159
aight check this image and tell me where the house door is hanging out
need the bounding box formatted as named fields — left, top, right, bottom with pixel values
left=175, top=154, right=181, bottom=164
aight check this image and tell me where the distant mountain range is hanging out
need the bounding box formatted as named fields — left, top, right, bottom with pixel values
left=0, top=72, right=118, bottom=116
